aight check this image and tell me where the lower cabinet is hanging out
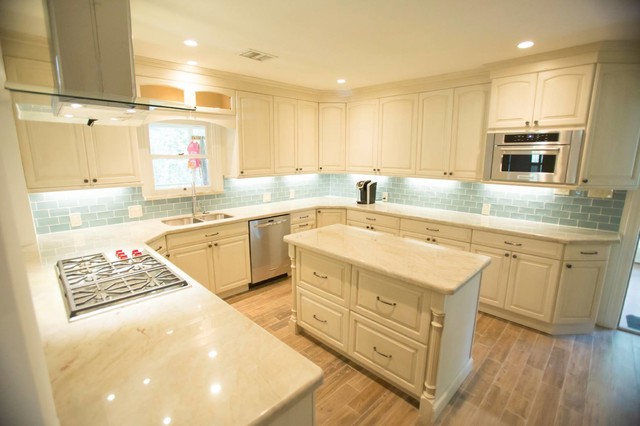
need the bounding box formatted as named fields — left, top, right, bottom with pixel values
left=346, top=210, right=400, bottom=235
left=399, top=218, right=471, bottom=251
left=316, top=208, right=347, bottom=227
left=297, top=288, right=349, bottom=351
left=212, top=235, right=252, bottom=294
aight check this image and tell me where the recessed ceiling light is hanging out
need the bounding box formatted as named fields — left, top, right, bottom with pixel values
left=517, top=41, right=535, bottom=49
left=110, top=117, right=122, bottom=121
left=63, top=114, right=74, bottom=118
left=184, top=39, right=198, bottom=47
left=70, top=103, right=83, bottom=108
left=187, top=60, right=198, bottom=66
left=337, top=79, right=346, bottom=84
left=126, top=109, right=136, bottom=114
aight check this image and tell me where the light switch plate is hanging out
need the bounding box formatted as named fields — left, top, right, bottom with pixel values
left=382, top=192, right=388, bottom=202
left=289, top=189, right=295, bottom=199
left=482, top=203, right=491, bottom=215
left=128, top=205, right=143, bottom=218
left=69, top=213, right=82, bottom=227
left=263, top=192, right=271, bottom=202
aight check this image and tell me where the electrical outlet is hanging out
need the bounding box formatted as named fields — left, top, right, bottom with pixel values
left=482, top=203, right=491, bottom=215
left=69, top=213, right=82, bottom=227
left=289, top=189, right=295, bottom=199
left=263, top=192, right=271, bottom=202
left=128, top=205, right=143, bottom=218
left=382, top=192, right=389, bottom=202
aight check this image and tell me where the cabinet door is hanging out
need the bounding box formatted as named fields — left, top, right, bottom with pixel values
left=273, top=97, right=297, bottom=174
left=237, top=91, right=273, bottom=176
left=84, top=126, right=140, bottom=186
left=169, top=243, right=215, bottom=292
left=487, top=73, right=537, bottom=129
left=449, top=84, right=489, bottom=180
left=347, top=221, right=399, bottom=236
left=416, top=89, right=453, bottom=178
left=346, top=99, right=379, bottom=173
left=534, top=64, right=594, bottom=127
left=579, top=64, right=640, bottom=188
left=17, top=121, right=90, bottom=190
left=472, top=245, right=510, bottom=308
left=504, top=253, right=561, bottom=322
left=554, top=261, right=607, bottom=324
left=213, top=235, right=251, bottom=294
left=316, top=209, right=346, bottom=227
left=297, top=100, right=319, bottom=173
left=378, top=94, right=418, bottom=175
left=319, top=103, right=346, bottom=172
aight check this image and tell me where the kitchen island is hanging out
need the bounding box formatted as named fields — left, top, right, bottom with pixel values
left=284, top=224, right=491, bottom=424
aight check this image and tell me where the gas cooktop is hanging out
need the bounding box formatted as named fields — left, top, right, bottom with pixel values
left=57, top=252, right=189, bottom=321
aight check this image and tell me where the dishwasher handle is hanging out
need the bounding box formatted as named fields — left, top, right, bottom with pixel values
left=255, top=219, right=289, bottom=228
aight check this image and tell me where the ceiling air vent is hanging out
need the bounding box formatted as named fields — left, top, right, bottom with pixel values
left=239, top=49, right=278, bottom=62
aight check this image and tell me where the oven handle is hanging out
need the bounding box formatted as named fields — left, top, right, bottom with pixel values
left=498, top=147, right=562, bottom=152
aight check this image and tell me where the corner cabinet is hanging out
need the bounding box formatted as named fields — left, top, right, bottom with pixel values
left=316, top=209, right=346, bottom=227
left=577, top=64, right=640, bottom=188
left=487, top=64, right=595, bottom=129
left=236, top=91, right=274, bottom=177
left=318, top=103, right=346, bottom=172
left=17, top=121, right=141, bottom=191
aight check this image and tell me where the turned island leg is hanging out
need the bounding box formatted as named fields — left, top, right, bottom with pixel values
left=288, top=244, right=301, bottom=334
left=419, top=309, right=445, bottom=425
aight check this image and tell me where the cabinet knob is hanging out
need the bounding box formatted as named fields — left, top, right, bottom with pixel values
left=566, top=264, right=573, bottom=269
left=319, top=167, right=323, bottom=170
left=504, top=253, right=509, bottom=257
left=449, top=172, right=453, bottom=176
left=443, top=172, right=447, bottom=175
left=582, top=179, right=589, bottom=183
left=525, top=121, right=530, bottom=126
left=208, top=243, right=212, bottom=248
left=512, top=254, right=517, bottom=259
left=373, top=168, right=376, bottom=172
left=533, top=120, right=539, bottom=126
left=214, top=243, right=218, bottom=247
left=92, top=178, right=97, bottom=183
left=426, top=237, right=431, bottom=242
left=166, top=253, right=171, bottom=258
left=83, top=179, right=89, bottom=183
left=240, top=171, right=244, bottom=175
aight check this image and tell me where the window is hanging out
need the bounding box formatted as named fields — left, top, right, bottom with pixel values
left=141, top=120, right=223, bottom=199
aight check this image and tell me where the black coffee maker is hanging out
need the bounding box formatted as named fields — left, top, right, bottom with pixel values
left=356, top=180, right=377, bottom=204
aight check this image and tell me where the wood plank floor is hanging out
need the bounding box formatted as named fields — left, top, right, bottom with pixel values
left=226, top=278, right=640, bottom=425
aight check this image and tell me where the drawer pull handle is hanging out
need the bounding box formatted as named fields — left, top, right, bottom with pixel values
left=504, top=241, right=522, bottom=247
left=365, top=217, right=377, bottom=221
left=312, top=314, right=327, bottom=323
left=299, top=215, right=309, bottom=219
left=299, top=223, right=309, bottom=227
left=373, top=346, right=392, bottom=359
left=313, top=272, right=328, bottom=279
left=155, top=245, right=163, bottom=251
left=205, top=232, right=220, bottom=237
left=579, top=251, right=598, bottom=255
left=376, top=296, right=397, bottom=307
left=426, top=227, right=440, bottom=232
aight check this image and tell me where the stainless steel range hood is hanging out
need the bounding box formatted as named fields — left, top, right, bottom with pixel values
left=4, top=0, right=195, bottom=126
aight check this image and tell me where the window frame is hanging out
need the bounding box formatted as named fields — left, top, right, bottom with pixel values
left=139, top=119, right=224, bottom=200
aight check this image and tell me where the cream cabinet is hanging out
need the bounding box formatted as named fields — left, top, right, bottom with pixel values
left=487, top=65, right=595, bottom=129
left=316, top=208, right=346, bottom=227
left=166, top=222, right=251, bottom=297
left=346, top=99, right=379, bottom=173
left=237, top=91, right=274, bottom=176
left=290, top=209, right=316, bottom=234
left=137, top=77, right=234, bottom=114
left=17, top=121, right=140, bottom=191
left=416, top=85, right=489, bottom=180
left=347, top=210, right=400, bottom=236
left=578, top=64, right=640, bottom=188
left=318, top=103, right=346, bottom=172
left=273, top=98, right=318, bottom=174
left=399, top=218, right=471, bottom=251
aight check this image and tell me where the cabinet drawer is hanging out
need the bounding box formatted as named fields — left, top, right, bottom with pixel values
left=563, top=244, right=611, bottom=261
left=349, top=312, right=427, bottom=397
left=472, top=230, right=563, bottom=259
left=298, top=288, right=349, bottom=351
left=291, top=221, right=316, bottom=234
left=351, top=268, right=430, bottom=343
left=401, top=231, right=470, bottom=252
left=347, top=221, right=399, bottom=236
left=299, top=250, right=351, bottom=306
left=146, top=235, right=167, bottom=253
left=167, top=222, right=247, bottom=248
left=291, top=209, right=316, bottom=224
left=347, top=210, right=400, bottom=229
left=400, top=218, right=471, bottom=242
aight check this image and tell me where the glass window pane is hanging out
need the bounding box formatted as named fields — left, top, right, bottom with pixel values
left=149, top=123, right=207, bottom=156
left=152, top=158, right=210, bottom=189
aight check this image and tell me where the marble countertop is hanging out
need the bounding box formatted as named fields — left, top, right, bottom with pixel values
left=285, top=224, right=491, bottom=294
left=24, top=230, right=323, bottom=425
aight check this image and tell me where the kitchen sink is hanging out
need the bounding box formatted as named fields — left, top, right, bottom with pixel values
left=161, top=216, right=204, bottom=226
left=197, top=212, right=234, bottom=221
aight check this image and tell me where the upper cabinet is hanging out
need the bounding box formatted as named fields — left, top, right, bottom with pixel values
left=578, top=64, right=640, bottom=188
left=346, top=95, right=418, bottom=176
left=319, top=103, right=346, bottom=172
left=17, top=121, right=140, bottom=191
left=416, top=84, right=489, bottom=180
left=273, top=97, right=318, bottom=174
left=236, top=91, right=274, bottom=177
left=487, top=65, right=595, bottom=129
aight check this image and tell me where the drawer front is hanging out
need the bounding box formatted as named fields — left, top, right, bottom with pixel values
left=400, top=218, right=471, bottom=242
left=563, top=244, right=611, bottom=261
left=347, top=210, right=400, bottom=229
left=400, top=231, right=470, bottom=252
left=299, top=250, right=351, bottom=306
left=291, top=209, right=316, bottom=224
left=146, top=236, right=167, bottom=253
left=298, top=288, right=349, bottom=351
left=472, top=230, right=563, bottom=259
left=351, top=268, right=430, bottom=342
left=291, top=221, right=316, bottom=234
left=347, top=221, right=399, bottom=236
left=349, top=312, right=427, bottom=397
left=167, top=222, right=247, bottom=248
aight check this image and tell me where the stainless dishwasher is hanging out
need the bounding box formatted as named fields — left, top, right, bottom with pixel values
left=249, top=214, right=291, bottom=284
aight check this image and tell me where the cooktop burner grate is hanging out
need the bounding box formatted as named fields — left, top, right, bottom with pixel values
left=57, top=253, right=189, bottom=320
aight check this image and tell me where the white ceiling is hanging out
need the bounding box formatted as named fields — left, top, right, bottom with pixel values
left=1, top=0, right=640, bottom=91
